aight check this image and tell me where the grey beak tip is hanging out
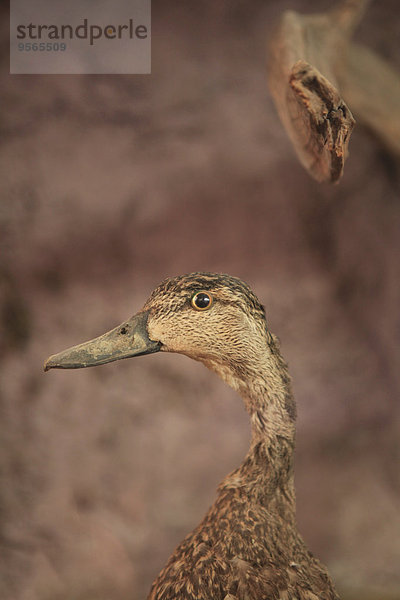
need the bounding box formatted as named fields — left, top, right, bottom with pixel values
left=43, top=358, right=52, bottom=372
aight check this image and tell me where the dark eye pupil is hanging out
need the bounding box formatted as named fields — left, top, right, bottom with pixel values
left=194, top=293, right=210, bottom=309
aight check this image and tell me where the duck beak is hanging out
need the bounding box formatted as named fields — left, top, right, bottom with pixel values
left=44, top=311, right=161, bottom=372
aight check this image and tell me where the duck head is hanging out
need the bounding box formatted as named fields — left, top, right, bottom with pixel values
left=44, top=273, right=272, bottom=386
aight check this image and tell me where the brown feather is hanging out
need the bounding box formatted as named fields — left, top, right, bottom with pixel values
left=142, top=273, right=340, bottom=600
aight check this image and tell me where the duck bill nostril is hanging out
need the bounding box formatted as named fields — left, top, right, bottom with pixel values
left=43, top=310, right=161, bottom=372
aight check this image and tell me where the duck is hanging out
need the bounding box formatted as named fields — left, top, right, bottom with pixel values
left=44, top=272, right=340, bottom=600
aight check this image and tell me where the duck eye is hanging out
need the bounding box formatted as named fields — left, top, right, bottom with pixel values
left=191, top=291, right=213, bottom=311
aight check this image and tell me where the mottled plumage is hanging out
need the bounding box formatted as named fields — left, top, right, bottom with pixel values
left=45, top=273, right=340, bottom=600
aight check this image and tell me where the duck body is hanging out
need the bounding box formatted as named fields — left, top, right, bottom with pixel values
left=149, top=447, right=338, bottom=600
left=149, top=394, right=339, bottom=600
left=150, top=443, right=338, bottom=600
left=44, top=273, right=340, bottom=600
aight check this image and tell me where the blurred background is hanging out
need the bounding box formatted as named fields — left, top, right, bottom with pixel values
left=1, top=1, right=400, bottom=599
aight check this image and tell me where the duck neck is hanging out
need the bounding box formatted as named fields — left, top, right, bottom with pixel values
left=242, top=337, right=296, bottom=451
left=207, top=334, right=296, bottom=506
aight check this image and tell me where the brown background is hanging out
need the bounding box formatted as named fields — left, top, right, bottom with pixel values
left=1, top=1, right=400, bottom=599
